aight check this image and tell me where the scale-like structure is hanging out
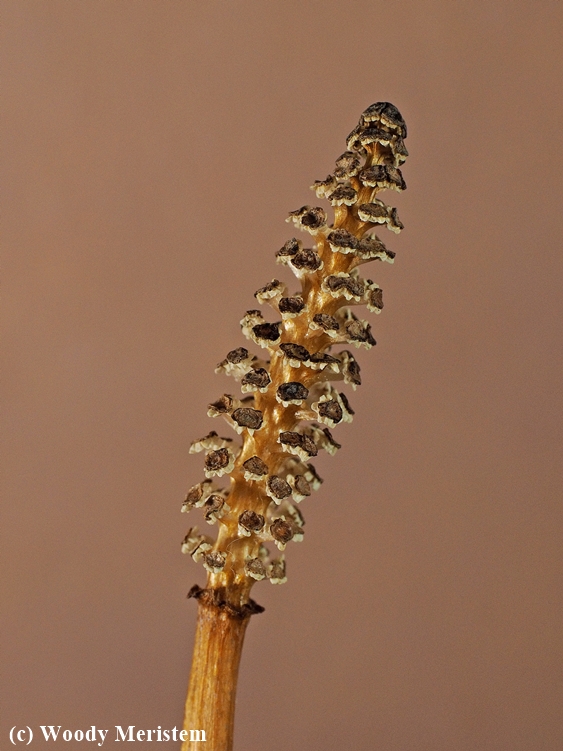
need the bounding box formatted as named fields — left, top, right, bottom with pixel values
left=182, top=102, right=408, bottom=610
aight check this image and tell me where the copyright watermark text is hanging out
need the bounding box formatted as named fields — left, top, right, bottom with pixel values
left=9, top=726, right=205, bottom=745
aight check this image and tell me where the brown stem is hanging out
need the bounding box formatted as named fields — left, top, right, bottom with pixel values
left=182, top=587, right=263, bottom=751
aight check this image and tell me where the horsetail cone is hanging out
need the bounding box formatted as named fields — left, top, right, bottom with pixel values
left=182, top=102, right=408, bottom=613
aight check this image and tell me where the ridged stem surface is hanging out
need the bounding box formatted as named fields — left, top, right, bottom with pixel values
left=182, top=600, right=250, bottom=751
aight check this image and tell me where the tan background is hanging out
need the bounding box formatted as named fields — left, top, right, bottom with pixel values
left=2, top=2, right=563, bottom=749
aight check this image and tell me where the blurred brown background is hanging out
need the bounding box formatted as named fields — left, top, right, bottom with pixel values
left=2, top=2, right=563, bottom=749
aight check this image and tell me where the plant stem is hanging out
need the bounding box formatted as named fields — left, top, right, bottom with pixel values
left=181, top=586, right=263, bottom=751
left=180, top=101, right=408, bottom=750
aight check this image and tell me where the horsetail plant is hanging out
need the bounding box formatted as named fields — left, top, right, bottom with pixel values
left=181, top=102, right=408, bottom=750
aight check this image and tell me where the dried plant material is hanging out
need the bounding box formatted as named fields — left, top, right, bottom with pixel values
left=181, top=102, right=409, bottom=751
left=238, top=510, right=265, bottom=536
